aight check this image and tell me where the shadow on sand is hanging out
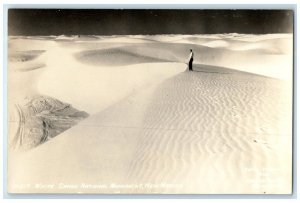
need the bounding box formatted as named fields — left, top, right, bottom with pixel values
left=189, top=63, right=275, bottom=79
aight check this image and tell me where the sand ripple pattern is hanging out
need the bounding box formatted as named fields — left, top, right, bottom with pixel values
left=126, top=70, right=291, bottom=193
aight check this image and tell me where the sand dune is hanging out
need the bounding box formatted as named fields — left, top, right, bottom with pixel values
left=9, top=62, right=46, bottom=72
left=8, top=50, right=46, bottom=62
left=228, top=38, right=292, bottom=54
left=71, top=39, right=292, bottom=80
left=202, top=40, right=230, bottom=48
left=8, top=65, right=291, bottom=193
left=36, top=62, right=186, bottom=114
left=75, top=48, right=172, bottom=66
left=133, top=34, right=187, bottom=43
left=126, top=68, right=291, bottom=193
left=226, top=33, right=292, bottom=42
left=8, top=34, right=293, bottom=194
left=200, top=37, right=291, bottom=54
left=55, top=35, right=102, bottom=41
left=55, top=35, right=77, bottom=40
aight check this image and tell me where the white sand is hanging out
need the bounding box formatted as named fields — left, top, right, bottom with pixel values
left=8, top=34, right=293, bottom=194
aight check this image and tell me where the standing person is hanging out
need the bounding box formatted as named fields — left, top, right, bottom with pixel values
left=188, top=49, right=194, bottom=71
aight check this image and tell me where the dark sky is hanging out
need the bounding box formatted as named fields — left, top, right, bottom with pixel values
left=8, top=9, right=293, bottom=35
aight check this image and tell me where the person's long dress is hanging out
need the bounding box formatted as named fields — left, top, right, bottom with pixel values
left=189, top=52, right=193, bottom=71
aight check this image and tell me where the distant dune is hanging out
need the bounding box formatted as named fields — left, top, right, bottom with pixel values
left=75, top=48, right=172, bottom=66
left=8, top=50, right=46, bottom=62
left=71, top=36, right=292, bottom=80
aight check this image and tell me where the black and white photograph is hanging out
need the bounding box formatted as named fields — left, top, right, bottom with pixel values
left=7, top=8, right=294, bottom=194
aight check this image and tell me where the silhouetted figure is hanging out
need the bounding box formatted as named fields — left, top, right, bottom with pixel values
left=189, top=49, right=194, bottom=71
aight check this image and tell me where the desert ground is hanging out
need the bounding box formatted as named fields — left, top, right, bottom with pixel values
left=8, top=34, right=293, bottom=194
